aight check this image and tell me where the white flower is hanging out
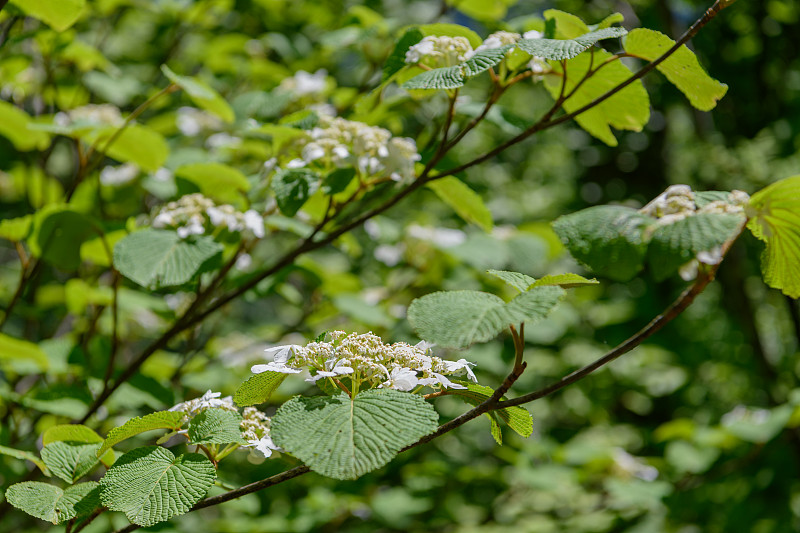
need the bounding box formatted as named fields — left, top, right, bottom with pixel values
left=474, top=31, right=521, bottom=53
left=206, top=133, right=241, bottom=149
left=302, top=142, right=326, bottom=163
left=243, top=210, right=265, bottom=238
left=613, top=448, right=659, bottom=482
left=404, top=36, right=474, bottom=67
left=152, top=212, right=174, bottom=227
left=522, top=30, right=544, bottom=40
left=286, top=158, right=306, bottom=169
left=279, top=69, right=328, bottom=97
left=251, top=362, right=303, bottom=374
left=153, top=167, right=173, bottom=182
left=428, top=372, right=467, bottom=390
left=405, top=38, right=435, bottom=63
left=381, top=367, right=420, bottom=391
left=235, top=253, right=252, bottom=270
left=265, top=344, right=303, bottom=364
left=169, top=390, right=236, bottom=416
left=444, top=358, right=477, bottom=382
left=177, top=219, right=204, bottom=238
left=100, top=163, right=139, bottom=186
left=306, top=361, right=354, bottom=382
left=249, top=435, right=280, bottom=458
left=407, top=224, right=466, bottom=248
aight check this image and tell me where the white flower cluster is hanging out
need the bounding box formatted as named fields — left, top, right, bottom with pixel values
left=639, top=185, right=750, bottom=280
left=639, top=185, right=750, bottom=226
left=55, top=104, right=124, bottom=127
left=251, top=331, right=477, bottom=392
left=169, top=390, right=237, bottom=416
left=168, top=391, right=279, bottom=459
left=240, top=406, right=280, bottom=458
left=278, top=69, right=328, bottom=98
left=279, top=115, right=421, bottom=184
left=100, top=163, right=139, bottom=186
left=151, top=193, right=266, bottom=239
left=405, top=36, right=475, bottom=67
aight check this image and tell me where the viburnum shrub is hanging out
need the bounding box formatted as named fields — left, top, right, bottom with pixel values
left=1, top=0, right=799, bottom=531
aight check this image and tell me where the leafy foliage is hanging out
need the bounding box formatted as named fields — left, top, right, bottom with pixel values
left=516, top=27, right=627, bottom=60
left=161, top=65, right=235, bottom=123
left=97, top=411, right=186, bottom=458
left=427, top=177, right=493, bottom=232
left=271, top=390, right=438, bottom=479
left=113, top=229, right=223, bottom=288
left=407, top=286, right=564, bottom=348
left=188, top=408, right=246, bottom=445
left=100, top=446, right=216, bottom=526
left=450, top=381, right=533, bottom=441
left=40, top=441, right=100, bottom=483
left=233, top=371, right=288, bottom=407
left=5, top=481, right=99, bottom=524
left=272, top=168, right=321, bottom=217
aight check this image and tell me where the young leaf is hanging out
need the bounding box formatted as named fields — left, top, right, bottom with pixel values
left=624, top=29, right=728, bottom=111
left=552, top=205, right=656, bottom=281
left=161, top=65, right=235, bottom=123
left=272, top=168, right=321, bottom=216
left=8, top=0, right=85, bottom=32
left=544, top=49, right=649, bottom=146
left=449, top=381, right=533, bottom=439
left=40, top=442, right=101, bottom=483
left=271, top=390, right=438, bottom=480
left=5, top=481, right=99, bottom=525
left=113, top=229, right=223, bottom=288
left=402, top=66, right=464, bottom=90
left=0, top=444, right=50, bottom=475
left=188, top=408, right=246, bottom=445
left=175, top=162, right=251, bottom=206
left=43, top=424, right=116, bottom=467
left=543, top=9, right=590, bottom=38
left=407, top=286, right=564, bottom=349
left=531, top=273, right=599, bottom=288
left=448, top=0, right=513, bottom=22
left=647, top=213, right=743, bottom=280
left=82, top=124, right=169, bottom=172
left=100, top=446, right=216, bottom=526
left=233, top=371, right=288, bottom=406
left=746, top=175, right=800, bottom=298
left=0, top=215, right=33, bottom=242
left=487, top=270, right=536, bottom=293
left=516, top=27, right=627, bottom=61
left=0, top=101, right=51, bottom=151
left=97, top=411, right=186, bottom=458
left=427, top=177, right=493, bottom=232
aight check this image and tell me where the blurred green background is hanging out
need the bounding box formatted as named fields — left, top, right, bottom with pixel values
left=1, top=0, right=799, bottom=531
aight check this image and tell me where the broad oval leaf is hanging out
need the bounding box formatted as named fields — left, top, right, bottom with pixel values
left=746, top=175, right=800, bottom=298
left=82, top=124, right=169, bottom=172
left=407, top=287, right=564, bottom=349
left=531, top=273, right=599, bottom=289
left=5, top=481, right=99, bottom=525
left=0, top=101, right=51, bottom=151
left=97, top=411, right=186, bottom=458
left=43, top=424, right=116, bottom=467
left=234, top=371, right=288, bottom=407
left=461, top=46, right=513, bottom=77
left=100, top=446, right=215, bottom=526
left=487, top=270, right=536, bottom=292
left=188, top=408, right=246, bottom=445
left=175, top=162, right=250, bottom=206
left=624, top=28, right=728, bottom=111
left=383, top=27, right=425, bottom=82
left=161, top=65, right=235, bottom=123
left=647, top=213, right=743, bottom=280
left=113, top=229, right=223, bottom=288
left=40, top=441, right=101, bottom=483
left=271, top=390, right=438, bottom=480
left=552, top=205, right=656, bottom=281
left=427, top=177, right=493, bottom=232
left=449, top=381, right=533, bottom=440
left=544, top=49, right=649, bottom=147
left=516, top=27, right=627, bottom=61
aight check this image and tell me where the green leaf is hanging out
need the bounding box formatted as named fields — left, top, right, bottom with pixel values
left=427, top=177, right=493, bottom=232
left=83, top=124, right=169, bottom=172
left=113, top=229, right=223, bottom=288
left=531, top=273, right=599, bottom=288
left=647, top=214, right=743, bottom=280
left=233, top=371, right=288, bottom=406
left=544, top=49, right=650, bottom=146
left=407, top=286, right=564, bottom=348
left=100, top=446, right=216, bottom=526
left=42, top=424, right=115, bottom=467
left=272, top=168, right=321, bottom=216
left=516, top=27, right=627, bottom=61
left=0, top=444, right=50, bottom=475
left=624, top=29, right=728, bottom=111
left=97, top=411, right=186, bottom=458
left=543, top=9, right=590, bottom=39
left=402, top=66, right=464, bottom=90
left=40, top=441, right=101, bottom=483
left=161, top=65, right=235, bottom=122
left=5, top=481, right=99, bottom=524
left=322, top=168, right=356, bottom=195
left=552, top=205, right=656, bottom=281
left=0, top=215, right=33, bottom=242
left=175, top=162, right=251, bottom=206
left=0, top=101, right=51, bottom=151
left=29, top=207, right=97, bottom=271
left=461, top=46, right=513, bottom=77
left=271, top=390, right=438, bottom=480
left=8, top=0, right=85, bottom=32
left=449, top=381, right=533, bottom=439
left=448, top=0, right=515, bottom=22
left=595, top=13, right=625, bottom=29
left=486, top=270, right=536, bottom=292
left=746, top=175, right=800, bottom=298
left=188, top=408, right=246, bottom=445
left=0, top=333, right=49, bottom=371
left=417, top=23, right=482, bottom=48
left=383, top=27, right=425, bottom=82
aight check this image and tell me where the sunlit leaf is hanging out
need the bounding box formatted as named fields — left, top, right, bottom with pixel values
left=427, top=177, right=493, bottom=232
left=97, top=411, right=187, bottom=458
left=161, top=65, right=235, bottom=123
left=9, top=0, right=85, bottom=32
